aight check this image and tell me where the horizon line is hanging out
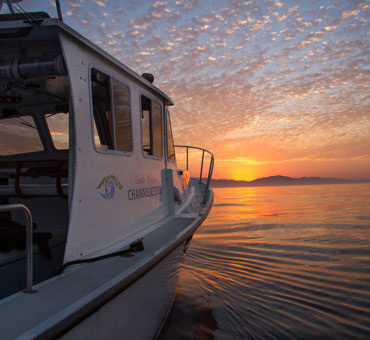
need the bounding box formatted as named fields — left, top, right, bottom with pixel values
left=211, top=175, right=370, bottom=182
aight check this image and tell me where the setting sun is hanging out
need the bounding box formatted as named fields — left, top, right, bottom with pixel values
left=230, top=169, right=256, bottom=182
left=220, top=163, right=257, bottom=182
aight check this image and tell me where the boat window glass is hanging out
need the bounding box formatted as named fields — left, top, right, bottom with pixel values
left=141, top=96, right=151, bottom=155
left=112, top=79, right=132, bottom=152
left=45, top=112, right=69, bottom=150
left=152, top=102, right=163, bottom=158
left=0, top=116, right=43, bottom=156
left=166, top=109, right=176, bottom=162
left=141, top=96, right=162, bottom=158
left=91, top=69, right=114, bottom=150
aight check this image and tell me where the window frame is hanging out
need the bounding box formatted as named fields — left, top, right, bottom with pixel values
left=165, top=108, right=176, bottom=163
left=139, top=93, right=164, bottom=161
left=89, top=66, right=134, bottom=156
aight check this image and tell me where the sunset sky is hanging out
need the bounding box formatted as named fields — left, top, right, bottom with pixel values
left=6, top=0, right=369, bottom=180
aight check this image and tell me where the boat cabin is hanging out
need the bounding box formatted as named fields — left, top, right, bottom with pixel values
left=0, top=14, right=187, bottom=298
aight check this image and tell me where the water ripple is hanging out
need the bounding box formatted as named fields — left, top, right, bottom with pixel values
left=160, top=184, right=370, bottom=340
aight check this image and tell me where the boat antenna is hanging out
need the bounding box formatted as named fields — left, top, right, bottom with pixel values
left=55, top=0, right=63, bottom=21
left=4, top=0, right=16, bottom=13
left=1, top=1, right=34, bottom=20
left=2, top=0, right=29, bottom=15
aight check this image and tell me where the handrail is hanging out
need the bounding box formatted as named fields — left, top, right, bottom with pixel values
left=174, top=145, right=214, bottom=203
left=0, top=204, right=36, bottom=293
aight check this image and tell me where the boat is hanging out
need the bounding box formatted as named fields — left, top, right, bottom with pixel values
left=0, top=3, right=214, bottom=339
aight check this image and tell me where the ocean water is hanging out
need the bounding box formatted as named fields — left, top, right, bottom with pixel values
left=159, top=183, right=370, bottom=340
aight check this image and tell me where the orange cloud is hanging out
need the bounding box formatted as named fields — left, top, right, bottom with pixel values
left=35, top=0, right=370, bottom=181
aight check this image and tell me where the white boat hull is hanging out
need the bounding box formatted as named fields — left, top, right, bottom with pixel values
left=60, top=240, right=187, bottom=340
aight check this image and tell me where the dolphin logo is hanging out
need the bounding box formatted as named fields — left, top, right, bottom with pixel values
left=97, top=175, right=123, bottom=199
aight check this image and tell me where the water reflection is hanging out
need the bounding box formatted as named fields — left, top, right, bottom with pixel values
left=160, top=183, right=370, bottom=340
left=159, top=289, right=218, bottom=340
left=209, top=184, right=370, bottom=225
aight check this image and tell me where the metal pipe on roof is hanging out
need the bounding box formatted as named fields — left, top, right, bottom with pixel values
left=0, top=55, right=67, bottom=81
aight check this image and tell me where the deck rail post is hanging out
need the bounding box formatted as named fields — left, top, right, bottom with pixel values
left=199, top=150, right=204, bottom=184
left=0, top=204, right=36, bottom=293
left=186, top=146, right=189, bottom=171
left=203, top=153, right=214, bottom=203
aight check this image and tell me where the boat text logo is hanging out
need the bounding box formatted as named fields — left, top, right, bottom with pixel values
left=96, top=175, right=123, bottom=199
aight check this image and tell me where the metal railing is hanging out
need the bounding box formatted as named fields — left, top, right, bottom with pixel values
left=175, top=145, right=214, bottom=203
left=0, top=204, right=36, bottom=293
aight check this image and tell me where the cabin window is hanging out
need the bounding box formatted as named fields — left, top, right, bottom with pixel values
left=91, top=69, right=114, bottom=150
left=141, top=95, right=162, bottom=158
left=141, top=96, right=151, bottom=155
left=45, top=112, right=69, bottom=150
left=166, top=109, right=176, bottom=162
left=112, top=79, right=132, bottom=152
left=0, top=115, right=43, bottom=155
left=91, top=68, right=132, bottom=153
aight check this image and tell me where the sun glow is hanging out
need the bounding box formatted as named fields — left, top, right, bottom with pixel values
left=11, top=0, right=369, bottom=181
left=230, top=167, right=256, bottom=182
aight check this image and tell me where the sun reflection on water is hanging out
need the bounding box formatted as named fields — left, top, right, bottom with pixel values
left=160, top=183, right=370, bottom=340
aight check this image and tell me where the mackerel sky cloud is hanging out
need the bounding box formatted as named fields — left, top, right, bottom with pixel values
left=15, top=0, right=370, bottom=180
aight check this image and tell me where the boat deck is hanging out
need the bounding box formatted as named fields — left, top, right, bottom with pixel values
left=0, top=179, right=213, bottom=339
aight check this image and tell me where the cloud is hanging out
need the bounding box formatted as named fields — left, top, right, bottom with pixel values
left=95, top=1, right=105, bottom=7
left=342, top=10, right=360, bottom=19
left=324, top=24, right=337, bottom=31
left=40, top=0, right=369, bottom=179
left=68, top=2, right=81, bottom=8
left=175, top=0, right=198, bottom=10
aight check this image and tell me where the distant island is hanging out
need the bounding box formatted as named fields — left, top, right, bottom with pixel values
left=211, top=175, right=370, bottom=188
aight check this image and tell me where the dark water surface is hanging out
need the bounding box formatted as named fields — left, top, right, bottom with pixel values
left=159, top=183, right=370, bottom=339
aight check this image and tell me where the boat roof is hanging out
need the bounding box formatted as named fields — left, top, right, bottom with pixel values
left=0, top=14, right=174, bottom=106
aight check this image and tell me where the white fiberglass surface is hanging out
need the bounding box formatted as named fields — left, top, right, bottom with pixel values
left=59, top=33, right=169, bottom=262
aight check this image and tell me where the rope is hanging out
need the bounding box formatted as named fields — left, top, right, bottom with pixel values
left=61, top=238, right=144, bottom=272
